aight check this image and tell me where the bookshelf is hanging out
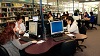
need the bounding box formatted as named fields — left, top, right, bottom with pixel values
left=0, top=2, right=33, bottom=23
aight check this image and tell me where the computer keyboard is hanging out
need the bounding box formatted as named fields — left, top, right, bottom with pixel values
left=20, top=37, right=33, bottom=42
left=53, top=35, right=71, bottom=42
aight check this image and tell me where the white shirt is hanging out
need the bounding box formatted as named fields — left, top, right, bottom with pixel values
left=15, top=22, right=26, bottom=33
left=67, top=21, right=79, bottom=33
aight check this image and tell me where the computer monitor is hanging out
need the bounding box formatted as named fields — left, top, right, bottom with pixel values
left=29, top=22, right=38, bottom=36
left=73, top=16, right=80, bottom=20
left=32, top=16, right=39, bottom=21
left=50, top=21, right=64, bottom=35
left=57, top=14, right=61, bottom=18
left=69, top=13, right=73, bottom=16
left=25, top=17, right=29, bottom=22
left=55, top=13, right=57, bottom=16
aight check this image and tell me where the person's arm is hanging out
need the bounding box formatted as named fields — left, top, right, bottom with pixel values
left=12, top=39, right=33, bottom=50
left=67, top=24, right=78, bottom=33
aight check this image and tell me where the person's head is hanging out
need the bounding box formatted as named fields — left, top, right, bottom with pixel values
left=63, top=12, right=65, bottom=15
left=67, top=16, right=74, bottom=25
left=66, top=11, right=68, bottom=14
left=84, top=12, right=88, bottom=17
left=0, top=22, right=18, bottom=45
left=80, top=12, right=82, bottom=14
left=90, top=12, right=93, bottom=16
left=84, top=12, right=88, bottom=15
left=16, top=16, right=23, bottom=24
left=48, top=13, right=52, bottom=18
left=62, top=16, right=67, bottom=20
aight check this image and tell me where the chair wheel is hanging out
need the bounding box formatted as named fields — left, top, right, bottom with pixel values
left=81, top=49, right=83, bottom=52
left=84, top=46, right=87, bottom=48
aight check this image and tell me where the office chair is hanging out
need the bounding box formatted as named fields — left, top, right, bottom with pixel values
left=77, top=25, right=87, bottom=52
left=90, top=22, right=97, bottom=30
left=0, top=45, right=9, bottom=56
left=89, top=14, right=97, bottom=30
left=61, top=40, right=76, bottom=56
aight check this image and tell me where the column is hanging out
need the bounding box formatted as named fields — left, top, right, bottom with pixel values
left=97, top=2, right=100, bottom=25
left=82, top=3, right=85, bottom=13
left=40, top=0, right=45, bottom=38
left=73, top=0, right=74, bottom=13
left=32, top=0, right=34, bottom=15
left=57, top=0, right=59, bottom=12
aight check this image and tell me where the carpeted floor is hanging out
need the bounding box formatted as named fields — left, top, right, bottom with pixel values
left=75, top=26, right=100, bottom=56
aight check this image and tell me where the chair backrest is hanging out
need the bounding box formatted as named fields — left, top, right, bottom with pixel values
left=79, top=25, right=87, bottom=35
left=60, top=40, right=76, bottom=56
left=0, top=45, right=9, bottom=56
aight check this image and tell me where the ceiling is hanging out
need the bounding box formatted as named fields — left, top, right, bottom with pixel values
left=35, top=0, right=100, bottom=3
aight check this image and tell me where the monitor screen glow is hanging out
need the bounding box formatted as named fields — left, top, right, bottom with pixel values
left=29, top=22, right=37, bottom=36
left=32, top=16, right=39, bottom=21
left=50, top=21, right=64, bottom=35
left=25, top=17, right=29, bottom=21
left=73, top=16, right=80, bottom=20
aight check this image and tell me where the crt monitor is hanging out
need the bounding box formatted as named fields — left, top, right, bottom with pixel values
left=25, top=17, right=29, bottom=22
left=32, top=16, right=39, bottom=21
left=73, top=16, right=80, bottom=20
left=50, top=21, right=64, bottom=35
left=29, top=22, right=38, bottom=36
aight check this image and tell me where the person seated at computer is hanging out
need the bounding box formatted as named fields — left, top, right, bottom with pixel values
left=89, top=12, right=95, bottom=28
left=79, top=12, right=83, bottom=19
left=15, top=16, right=26, bottom=35
left=67, top=17, right=79, bottom=33
left=89, top=12, right=95, bottom=22
left=83, top=13, right=90, bottom=29
left=66, top=11, right=69, bottom=17
left=83, top=12, right=89, bottom=18
left=62, top=12, right=66, bottom=16
left=62, top=16, right=68, bottom=27
left=48, top=13, right=53, bottom=22
left=0, top=22, right=37, bottom=56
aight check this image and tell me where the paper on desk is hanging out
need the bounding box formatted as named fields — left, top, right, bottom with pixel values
left=37, top=40, right=45, bottom=44
left=23, top=33, right=29, bottom=37
left=67, top=34, right=74, bottom=36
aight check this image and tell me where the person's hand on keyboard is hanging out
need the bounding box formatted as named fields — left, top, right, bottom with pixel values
left=31, top=40, right=37, bottom=43
left=65, top=32, right=70, bottom=34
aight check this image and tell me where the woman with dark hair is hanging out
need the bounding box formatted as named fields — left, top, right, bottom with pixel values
left=0, top=22, right=37, bottom=56
left=67, top=17, right=79, bottom=33
left=15, top=16, right=26, bottom=34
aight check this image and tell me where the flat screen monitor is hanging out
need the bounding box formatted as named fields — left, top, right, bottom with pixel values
left=32, top=16, right=39, bottom=21
left=29, top=22, right=37, bottom=36
left=50, top=21, right=64, bottom=35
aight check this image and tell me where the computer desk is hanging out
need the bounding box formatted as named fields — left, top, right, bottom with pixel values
left=20, top=33, right=87, bottom=55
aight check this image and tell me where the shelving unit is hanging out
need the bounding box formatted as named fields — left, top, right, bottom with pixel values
left=0, top=2, right=33, bottom=23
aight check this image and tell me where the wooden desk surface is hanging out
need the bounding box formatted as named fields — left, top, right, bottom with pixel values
left=25, top=38, right=64, bottom=54
left=74, top=34, right=87, bottom=39
left=21, top=34, right=87, bottom=54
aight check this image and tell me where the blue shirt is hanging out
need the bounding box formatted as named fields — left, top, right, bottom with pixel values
left=89, top=16, right=95, bottom=22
